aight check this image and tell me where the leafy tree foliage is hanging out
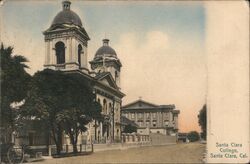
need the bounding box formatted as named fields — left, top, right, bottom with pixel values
left=0, top=44, right=31, bottom=143
left=198, top=104, right=206, bottom=140
left=21, top=69, right=66, bottom=154
left=21, top=69, right=102, bottom=154
left=187, top=131, right=200, bottom=142
left=123, top=124, right=137, bottom=133
left=54, top=72, right=102, bottom=153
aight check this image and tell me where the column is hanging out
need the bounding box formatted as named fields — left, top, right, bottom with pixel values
left=150, top=112, right=152, bottom=128
left=100, top=121, right=103, bottom=142
left=72, top=38, right=76, bottom=63
left=44, top=41, right=48, bottom=65
left=50, top=40, right=55, bottom=65
left=82, top=45, right=87, bottom=68
left=66, top=38, right=70, bottom=63
left=69, top=37, right=72, bottom=62
left=157, top=112, right=160, bottom=127
left=143, top=112, right=146, bottom=127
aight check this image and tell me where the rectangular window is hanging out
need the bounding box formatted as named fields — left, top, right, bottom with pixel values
left=146, top=113, right=150, bottom=118
left=138, top=121, right=142, bottom=126
left=153, top=120, right=157, bottom=127
left=165, top=112, right=169, bottom=119
left=153, top=113, right=156, bottom=118
left=131, top=113, right=135, bottom=119
left=146, top=120, right=150, bottom=126
left=164, top=120, right=169, bottom=126
left=138, top=113, right=142, bottom=118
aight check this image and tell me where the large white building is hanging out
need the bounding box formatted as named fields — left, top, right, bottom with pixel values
left=41, top=0, right=125, bottom=144
left=122, top=99, right=180, bottom=136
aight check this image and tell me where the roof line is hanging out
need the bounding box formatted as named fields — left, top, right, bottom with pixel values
left=96, top=72, right=119, bottom=90
left=122, top=99, right=159, bottom=108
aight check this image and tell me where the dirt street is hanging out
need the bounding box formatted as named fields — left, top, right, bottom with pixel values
left=31, top=142, right=205, bottom=163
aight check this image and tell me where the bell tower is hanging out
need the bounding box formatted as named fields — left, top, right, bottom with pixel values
left=43, top=1, right=90, bottom=73
left=90, top=39, right=122, bottom=88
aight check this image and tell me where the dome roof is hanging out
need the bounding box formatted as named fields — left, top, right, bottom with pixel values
left=51, top=10, right=82, bottom=27
left=51, top=1, right=82, bottom=27
left=94, top=39, right=117, bottom=59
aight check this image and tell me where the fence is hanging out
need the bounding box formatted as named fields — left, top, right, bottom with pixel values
left=93, top=134, right=152, bottom=152
left=121, top=133, right=151, bottom=143
left=27, top=144, right=93, bottom=156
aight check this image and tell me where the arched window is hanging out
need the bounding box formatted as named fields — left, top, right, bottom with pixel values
left=109, top=103, right=112, bottom=114
left=55, top=42, right=65, bottom=64
left=117, top=129, right=119, bottom=136
left=78, top=44, right=83, bottom=67
left=103, top=99, right=107, bottom=114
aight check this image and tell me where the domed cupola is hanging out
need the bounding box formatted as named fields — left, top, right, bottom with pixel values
left=44, top=0, right=89, bottom=41
left=90, top=39, right=122, bottom=88
left=94, top=39, right=117, bottom=60
left=51, top=1, right=82, bottom=27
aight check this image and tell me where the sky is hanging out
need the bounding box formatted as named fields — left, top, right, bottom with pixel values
left=0, top=0, right=206, bottom=132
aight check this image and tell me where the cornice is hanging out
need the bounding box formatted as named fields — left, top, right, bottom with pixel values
left=43, top=28, right=89, bottom=46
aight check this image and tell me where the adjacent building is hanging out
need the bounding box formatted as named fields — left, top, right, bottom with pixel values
left=121, top=99, right=180, bottom=136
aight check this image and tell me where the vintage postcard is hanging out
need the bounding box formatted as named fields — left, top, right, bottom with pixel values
left=0, top=0, right=249, bottom=163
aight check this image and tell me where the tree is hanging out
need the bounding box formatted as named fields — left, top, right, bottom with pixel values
left=21, top=69, right=102, bottom=154
left=21, top=69, right=66, bottom=154
left=123, top=124, right=137, bottom=133
left=55, top=73, right=102, bottom=153
left=187, top=131, right=200, bottom=142
left=90, top=101, right=103, bottom=141
left=198, top=104, right=206, bottom=140
left=0, top=44, right=31, bottom=143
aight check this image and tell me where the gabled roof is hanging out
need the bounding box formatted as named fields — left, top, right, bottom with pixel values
left=94, top=72, right=110, bottom=79
left=122, top=99, right=175, bottom=110
left=63, top=69, right=125, bottom=98
left=122, top=99, right=159, bottom=109
left=94, top=72, right=118, bottom=90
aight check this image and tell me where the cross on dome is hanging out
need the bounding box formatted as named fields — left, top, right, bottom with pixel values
left=62, top=0, right=71, bottom=10
left=103, top=39, right=110, bottom=46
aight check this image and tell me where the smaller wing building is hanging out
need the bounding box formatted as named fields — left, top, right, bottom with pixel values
left=121, top=99, right=180, bottom=136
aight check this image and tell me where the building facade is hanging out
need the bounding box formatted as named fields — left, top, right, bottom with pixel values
left=121, top=99, right=180, bottom=136
left=42, top=0, right=125, bottom=144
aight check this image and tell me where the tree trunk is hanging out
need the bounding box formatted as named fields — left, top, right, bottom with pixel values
left=70, top=133, right=78, bottom=154
left=73, top=143, right=78, bottom=154
left=57, top=126, right=63, bottom=152
left=51, top=125, right=62, bottom=155
left=94, top=120, right=96, bottom=141
left=69, top=130, right=79, bottom=154
left=55, top=142, right=61, bottom=155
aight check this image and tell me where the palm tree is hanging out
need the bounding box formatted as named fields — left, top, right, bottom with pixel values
left=0, top=43, right=31, bottom=143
